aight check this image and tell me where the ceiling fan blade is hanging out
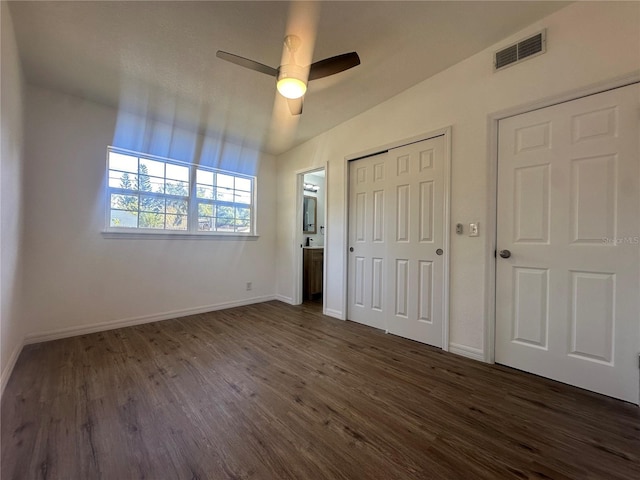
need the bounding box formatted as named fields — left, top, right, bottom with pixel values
left=308, top=52, right=360, bottom=81
left=287, top=97, right=304, bottom=116
left=216, top=51, right=278, bottom=77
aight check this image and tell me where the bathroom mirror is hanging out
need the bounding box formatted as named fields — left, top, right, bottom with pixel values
left=303, top=196, right=317, bottom=234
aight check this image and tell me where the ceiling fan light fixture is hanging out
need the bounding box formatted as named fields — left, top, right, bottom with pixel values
left=276, top=65, right=307, bottom=99
left=217, top=40, right=360, bottom=114
left=277, top=77, right=306, bottom=99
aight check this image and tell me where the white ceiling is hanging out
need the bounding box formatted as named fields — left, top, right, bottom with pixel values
left=9, top=1, right=569, bottom=155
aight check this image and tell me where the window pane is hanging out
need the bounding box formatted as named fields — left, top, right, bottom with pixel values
left=109, top=171, right=139, bottom=190
left=215, top=220, right=234, bottom=232
left=236, top=207, right=250, bottom=220
left=109, top=152, right=138, bottom=173
left=234, top=191, right=251, bottom=204
left=235, top=177, right=251, bottom=192
left=197, top=169, right=214, bottom=185
left=217, top=173, right=234, bottom=189
left=235, top=220, right=251, bottom=233
left=138, top=171, right=156, bottom=192
left=166, top=180, right=189, bottom=196
left=166, top=163, right=189, bottom=182
left=110, top=193, right=138, bottom=210
left=198, top=217, right=213, bottom=231
left=217, top=205, right=233, bottom=217
left=167, top=199, right=188, bottom=215
left=216, top=187, right=234, bottom=202
left=140, top=158, right=165, bottom=178
left=139, top=213, right=165, bottom=229
left=197, top=185, right=214, bottom=199
left=200, top=219, right=213, bottom=231
left=166, top=214, right=188, bottom=230
left=110, top=209, right=138, bottom=228
left=147, top=176, right=165, bottom=194
left=140, top=195, right=165, bottom=213
left=198, top=203, right=214, bottom=216
left=215, top=205, right=234, bottom=231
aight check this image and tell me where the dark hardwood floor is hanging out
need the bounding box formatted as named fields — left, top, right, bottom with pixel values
left=2, top=301, right=639, bottom=479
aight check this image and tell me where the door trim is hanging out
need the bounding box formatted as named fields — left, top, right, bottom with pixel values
left=343, top=126, right=452, bottom=351
left=485, top=71, right=640, bottom=364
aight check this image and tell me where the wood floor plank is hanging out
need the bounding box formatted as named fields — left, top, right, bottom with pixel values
left=2, top=300, right=639, bottom=479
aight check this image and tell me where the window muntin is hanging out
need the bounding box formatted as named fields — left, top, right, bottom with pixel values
left=106, top=147, right=255, bottom=235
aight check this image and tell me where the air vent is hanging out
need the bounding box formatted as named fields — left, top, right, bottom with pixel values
left=494, top=30, right=546, bottom=71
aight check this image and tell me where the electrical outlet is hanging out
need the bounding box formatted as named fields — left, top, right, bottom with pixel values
left=246, top=282, right=252, bottom=291
left=469, top=223, right=479, bottom=237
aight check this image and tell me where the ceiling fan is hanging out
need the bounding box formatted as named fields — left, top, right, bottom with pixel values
left=216, top=35, right=360, bottom=115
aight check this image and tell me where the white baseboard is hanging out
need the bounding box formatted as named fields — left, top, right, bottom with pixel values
left=448, top=342, right=486, bottom=362
left=324, top=308, right=344, bottom=320
left=25, top=295, right=278, bottom=345
left=274, top=294, right=295, bottom=305
left=1, top=338, right=25, bottom=398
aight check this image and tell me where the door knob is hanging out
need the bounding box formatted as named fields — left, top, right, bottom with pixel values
left=349, top=247, right=354, bottom=252
left=436, top=248, right=443, bottom=255
left=499, top=249, right=511, bottom=259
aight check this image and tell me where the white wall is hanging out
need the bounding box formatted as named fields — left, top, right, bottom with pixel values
left=275, top=2, right=640, bottom=355
left=1, top=1, right=26, bottom=393
left=22, top=86, right=278, bottom=341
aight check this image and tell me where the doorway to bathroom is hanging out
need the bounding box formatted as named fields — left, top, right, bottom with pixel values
left=299, top=168, right=326, bottom=307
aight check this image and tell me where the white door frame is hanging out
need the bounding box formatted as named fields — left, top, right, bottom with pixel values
left=485, top=72, right=640, bottom=364
left=343, top=126, right=452, bottom=351
left=294, top=165, right=328, bottom=308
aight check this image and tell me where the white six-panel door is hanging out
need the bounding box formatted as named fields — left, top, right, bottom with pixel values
left=347, top=151, right=389, bottom=330
left=496, top=84, right=640, bottom=404
left=348, top=136, right=445, bottom=348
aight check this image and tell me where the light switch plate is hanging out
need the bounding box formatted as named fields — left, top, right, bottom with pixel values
left=469, top=222, right=479, bottom=237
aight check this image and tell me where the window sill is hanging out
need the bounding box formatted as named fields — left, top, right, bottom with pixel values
left=101, top=230, right=259, bottom=240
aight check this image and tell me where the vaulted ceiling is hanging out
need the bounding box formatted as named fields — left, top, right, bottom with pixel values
left=9, top=1, right=569, bottom=155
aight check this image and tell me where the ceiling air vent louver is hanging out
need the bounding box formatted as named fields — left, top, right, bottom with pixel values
left=494, top=29, right=546, bottom=71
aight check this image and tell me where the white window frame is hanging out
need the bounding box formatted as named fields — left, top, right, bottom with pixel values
left=104, top=146, right=257, bottom=238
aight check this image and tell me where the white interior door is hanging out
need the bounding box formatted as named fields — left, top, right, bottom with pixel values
left=496, top=83, right=640, bottom=404
left=348, top=136, right=446, bottom=348
left=347, top=151, right=389, bottom=330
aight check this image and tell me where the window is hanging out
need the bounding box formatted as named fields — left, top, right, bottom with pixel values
left=106, top=147, right=255, bottom=235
